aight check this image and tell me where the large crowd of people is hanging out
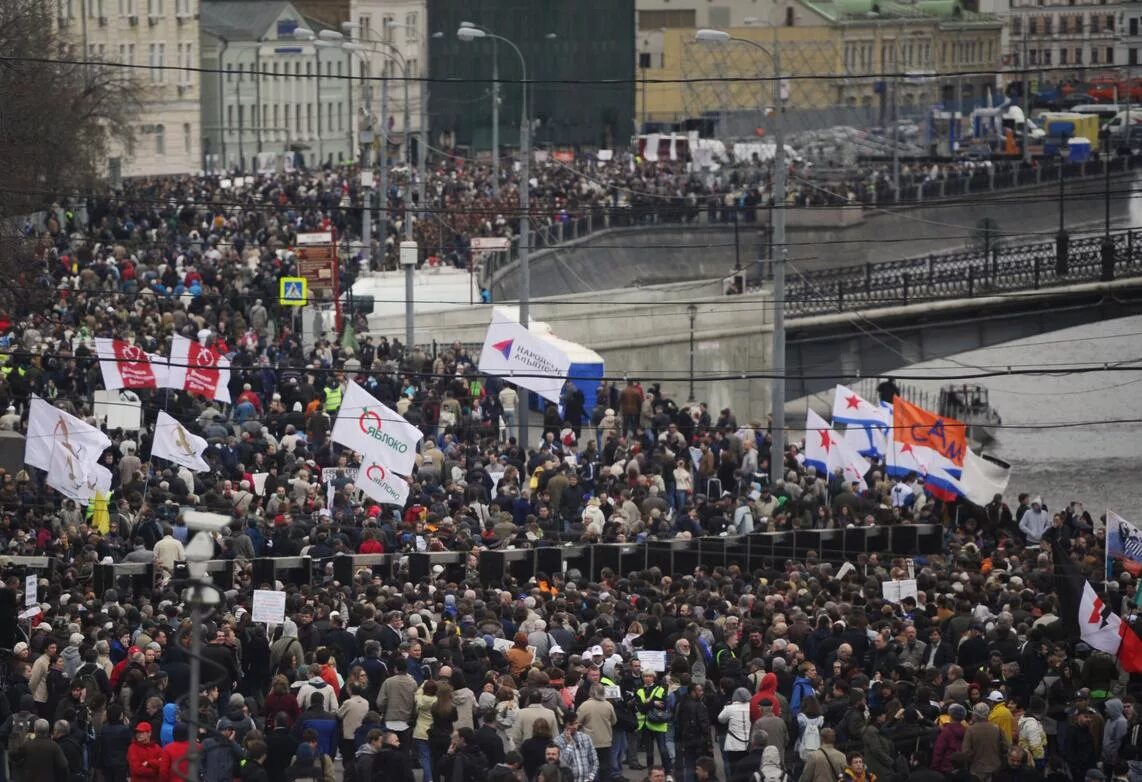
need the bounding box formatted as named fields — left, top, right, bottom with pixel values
left=0, top=163, right=1132, bottom=782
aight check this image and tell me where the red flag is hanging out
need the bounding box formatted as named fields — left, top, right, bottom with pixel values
left=1120, top=623, right=1142, bottom=673
left=95, top=338, right=159, bottom=389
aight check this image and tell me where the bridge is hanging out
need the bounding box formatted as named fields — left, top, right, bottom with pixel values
left=782, top=228, right=1142, bottom=401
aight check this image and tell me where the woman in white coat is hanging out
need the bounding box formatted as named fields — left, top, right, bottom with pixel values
left=718, top=687, right=754, bottom=768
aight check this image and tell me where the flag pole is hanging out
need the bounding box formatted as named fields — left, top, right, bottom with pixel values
left=1107, top=505, right=1113, bottom=582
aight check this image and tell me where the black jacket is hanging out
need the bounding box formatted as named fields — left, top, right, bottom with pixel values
left=438, top=744, right=489, bottom=782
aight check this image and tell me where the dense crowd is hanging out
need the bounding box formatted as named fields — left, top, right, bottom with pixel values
left=0, top=168, right=1133, bottom=782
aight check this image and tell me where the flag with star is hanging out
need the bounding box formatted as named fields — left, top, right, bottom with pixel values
left=832, top=384, right=890, bottom=429
left=804, top=410, right=870, bottom=488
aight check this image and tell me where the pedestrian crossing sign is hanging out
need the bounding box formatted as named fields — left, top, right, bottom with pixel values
left=279, top=276, right=307, bottom=306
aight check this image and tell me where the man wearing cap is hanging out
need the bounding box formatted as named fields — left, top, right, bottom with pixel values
left=126, top=721, right=163, bottom=781
left=201, top=718, right=245, bottom=782
left=986, top=691, right=1014, bottom=743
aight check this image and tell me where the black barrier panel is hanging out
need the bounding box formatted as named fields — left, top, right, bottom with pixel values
left=771, top=531, right=796, bottom=562
left=131, top=565, right=154, bottom=597
left=592, top=546, right=622, bottom=581
left=214, top=563, right=234, bottom=591
left=93, top=564, right=115, bottom=597
left=795, top=531, right=822, bottom=559
left=724, top=539, right=750, bottom=571
left=674, top=547, right=700, bottom=575
left=0, top=589, right=17, bottom=649
left=917, top=525, right=942, bottom=555
left=536, top=548, right=563, bottom=578
left=646, top=542, right=673, bottom=572
left=820, top=529, right=844, bottom=559
left=509, top=556, right=534, bottom=584
left=479, top=551, right=507, bottom=587
left=865, top=527, right=888, bottom=554
left=408, top=553, right=431, bottom=584
left=279, top=560, right=310, bottom=590
left=371, top=558, right=393, bottom=582
left=620, top=547, right=645, bottom=576
left=332, top=555, right=354, bottom=586
left=844, top=528, right=868, bottom=558
left=251, top=559, right=275, bottom=588
left=892, top=525, right=918, bottom=556
left=699, top=538, right=728, bottom=570
left=746, top=534, right=770, bottom=571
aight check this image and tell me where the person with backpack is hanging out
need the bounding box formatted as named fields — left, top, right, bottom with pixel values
left=719, top=688, right=754, bottom=769
left=0, top=695, right=38, bottom=782
left=797, top=697, right=826, bottom=768
left=791, top=664, right=819, bottom=718
left=800, top=728, right=849, bottom=782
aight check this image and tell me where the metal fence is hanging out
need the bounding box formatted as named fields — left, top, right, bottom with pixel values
left=784, top=227, right=1141, bottom=318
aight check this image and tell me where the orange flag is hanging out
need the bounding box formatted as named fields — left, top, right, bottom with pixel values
left=892, top=396, right=968, bottom=467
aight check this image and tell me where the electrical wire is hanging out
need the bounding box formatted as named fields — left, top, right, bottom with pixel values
left=0, top=53, right=1109, bottom=86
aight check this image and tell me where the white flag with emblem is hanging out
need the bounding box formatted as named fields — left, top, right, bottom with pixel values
left=25, top=395, right=112, bottom=475
left=1080, top=579, right=1123, bottom=655
left=357, top=460, right=411, bottom=506
left=477, top=308, right=572, bottom=404
left=331, top=381, right=422, bottom=475
left=151, top=411, right=210, bottom=472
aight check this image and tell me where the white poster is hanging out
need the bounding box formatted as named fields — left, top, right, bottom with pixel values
left=637, top=650, right=667, bottom=672
left=25, top=574, right=36, bottom=607
left=882, top=579, right=919, bottom=603
left=251, top=589, right=286, bottom=624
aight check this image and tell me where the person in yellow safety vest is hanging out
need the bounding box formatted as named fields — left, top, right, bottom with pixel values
left=323, top=379, right=343, bottom=414
left=635, top=670, right=672, bottom=770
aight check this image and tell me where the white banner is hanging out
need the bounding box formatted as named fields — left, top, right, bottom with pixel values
left=477, top=309, right=572, bottom=404
left=151, top=411, right=210, bottom=472
left=166, top=335, right=231, bottom=403
left=25, top=395, right=112, bottom=475
left=331, top=381, right=421, bottom=476
left=251, top=589, right=286, bottom=624
left=357, top=460, right=411, bottom=507
left=94, top=338, right=166, bottom=390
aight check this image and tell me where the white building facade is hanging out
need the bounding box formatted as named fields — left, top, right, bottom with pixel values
left=200, top=0, right=356, bottom=172
left=348, top=0, right=427, bottom=161
left=56, top=0, right=202, bottom=177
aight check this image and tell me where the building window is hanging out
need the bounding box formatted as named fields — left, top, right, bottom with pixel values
left=358, top=15, right=370, bottom=39
left=1061, top=48, right=1069, bottom=64
left=273, top=104, right=279, bottom=129
left=1092, top=46, right=1100, bottom=64
left=407, top=59, right=417, bottom=78
left=295, top=103, right=301, bottom=132
left=1108, top=46, right=1115, bottom=63
left=149, top=43, right=165, bottom=82
left=155, top=125, right=165, bottom=155
left=637, top=9, right=696, bottom=29
left=175, top=0, right=189, bottom=15
left=307, top=103, right=313, bottom=133
left=147, top=0, right=161, bottom=17
left=1043, top=49, right=1052, bottom=64
left=382, top=14, right=394, bottom=41
left=284, top=105, right=290, bottom=133
left=184, top=122, right=191, bottom=154
left=405, top=12, right=417, bottom=41
left=708, top=6, right=731, bottom=27
left=1132, top=48, right=1139, bottom=65
left=337, top=101, right=342, bottom=131
left=1107, top=14, right=1115, bottom=31
left=336, top=61, right=342, bottom=77
left=1075, top=47, right=1082, bottom=63
left=1132, top=18, right=1139, bottom=36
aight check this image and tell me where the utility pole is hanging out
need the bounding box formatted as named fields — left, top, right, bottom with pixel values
left=379, top=68, right=389, bottom=262
left=892, top=25, right=900, bottom=200
left=518, top=67, right=532, bottom=453
left=1022, top=25, right=1031, bottom=164
left=771, top=22, right=787, bottom=485
left=360, top=60, right=373, bottom=268
left=492, top=44, right=500, bottom=197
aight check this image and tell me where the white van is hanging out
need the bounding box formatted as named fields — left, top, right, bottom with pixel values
left=1102, top=109, right=1142, bottom=138
left=1071, top=104, right=1124, bottom=122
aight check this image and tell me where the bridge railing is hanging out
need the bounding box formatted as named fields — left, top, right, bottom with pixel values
left=785, top=228, right=1142, bottom=317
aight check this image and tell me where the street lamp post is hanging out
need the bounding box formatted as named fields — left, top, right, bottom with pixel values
left=1056, top=133, right=1070, bottom=276
left=1102, top=131, right=1116, bottom=281
left=687, top=303, right=697, bottom=403
left=459, top=25, right=532, bottom=450
left=461, top=22, right=500, bottom=197
left=696, top=26, right=786, bottom=482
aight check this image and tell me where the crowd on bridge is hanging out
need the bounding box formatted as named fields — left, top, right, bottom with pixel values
left=0, top=168, right=1134, bottom=782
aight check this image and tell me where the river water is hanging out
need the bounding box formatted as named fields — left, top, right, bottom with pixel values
left=884, top=314, right=1142, bottom=517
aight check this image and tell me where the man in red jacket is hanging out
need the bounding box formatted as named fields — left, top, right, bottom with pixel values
left=160, top=723, right=200, bottom=782
left=126, top=723, right=164, bottom=780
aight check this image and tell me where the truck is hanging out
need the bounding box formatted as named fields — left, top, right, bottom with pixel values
left=1038, top=112, right=1101, bottom=156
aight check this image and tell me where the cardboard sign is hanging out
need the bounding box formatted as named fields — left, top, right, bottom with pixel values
left=882, top=579, right=919, bottom=603
left=25, top=574, right=36, bottom=607
left=637, top=650, right=667, bottom=672
left=251, top=589, right=286, bottom=624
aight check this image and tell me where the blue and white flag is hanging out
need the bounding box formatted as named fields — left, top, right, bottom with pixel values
left=804, top=410, right=870, bottom=489
left=832, top=384, right=890, bottom=429
left=1107, top=510, right=1142, bottom=577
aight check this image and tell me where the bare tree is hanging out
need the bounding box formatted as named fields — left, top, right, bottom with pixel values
left=0, top=0, right=141, bottom=308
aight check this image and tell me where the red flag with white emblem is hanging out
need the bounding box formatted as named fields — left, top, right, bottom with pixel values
left=95, top=338, right=164, bottom=390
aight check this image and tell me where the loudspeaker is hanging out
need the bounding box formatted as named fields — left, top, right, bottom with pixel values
left=591, top=546, right=621, bottom=581
left=172, top=561, right=190, bottom=583
left=130, top=565, right=154, bottom=599
left=407, top=553, right=430, bottom=583
left=479, top=551, right=506, bottom=587
left=509, top=556, right=534, bottom=584
left=332, top=555, right=354, bottom=585
left=0, top=589, right=18, bottom=649
left=251, top=558, right=276, bottom=588
left=93, top=564, right=116, bottom=597
left=212, top=563, right=234, bottom=591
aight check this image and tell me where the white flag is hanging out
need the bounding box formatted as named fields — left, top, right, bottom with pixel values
left=1080, top=579, right=1123, bottom=654
left=94, top=338, right=166, bottom=390
left=151, top=411, right=210, bottom=472
left=166, top=335, right=231, bottom=403
left=803, top=410, right=870, bottom=488
left=357, top=460, right=411, bottom=506
left=832, top=384, right=890, bottom=429
left=25, top=395, right=112, bottom=474
left=477, top=308, right=572, bottom=404
left=331, top=380, right=422, bottom=475
left=46, top=456, right=111, bottom=506
left=939, top=449, right=1011, bottom=506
